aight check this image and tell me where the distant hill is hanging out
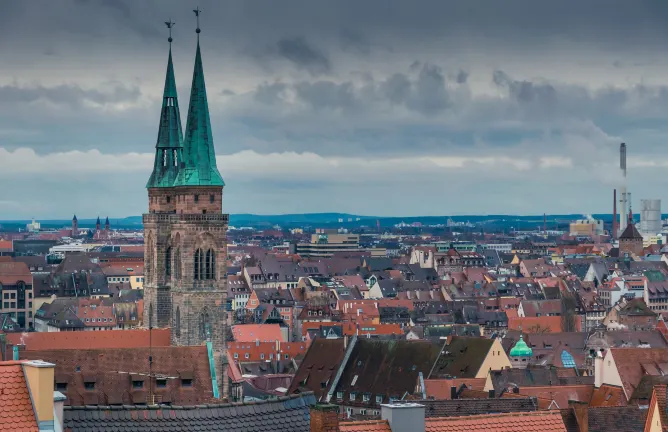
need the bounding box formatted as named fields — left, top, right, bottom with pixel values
left=0, top=212, right=645, bottom=230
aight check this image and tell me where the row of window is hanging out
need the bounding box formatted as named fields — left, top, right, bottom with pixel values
left=2, top=302, right=32, bottom=311
left=85, top=318, right=113, bottom=323
left=108, top=277, right=144, bottom=283
left=232, top=352, right=292, bottom=360
left=157, top=193, right=217, bottom=204
left=337, top=392, right=384, bottom=403
left=60, top=378, right=193, bottom=392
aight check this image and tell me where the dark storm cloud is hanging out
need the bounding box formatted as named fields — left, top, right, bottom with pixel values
left=258, top=37, right=332, bottom=76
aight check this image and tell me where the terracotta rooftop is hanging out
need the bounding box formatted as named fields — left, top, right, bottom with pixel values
left=424, top=411, right=567, bottom=432
left=339, top=419, right=391, bottom=432
left=423, top=378, right=486, bottom=399
left=608, top=348, right=668, bottom=399
left=0, top=361, right=38, bottom=432
left=3, top=328, right=170, bottom=358
left=232, top=324, right=284, bottom=342
left=589, top=384, right=626, bottom=407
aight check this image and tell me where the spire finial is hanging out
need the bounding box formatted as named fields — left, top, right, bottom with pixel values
left=193, top=7, right=201, bottom=36
left=165, top=19, right=175, bottom=44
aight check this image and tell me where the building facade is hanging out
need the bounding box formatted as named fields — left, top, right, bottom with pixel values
left=142, top=28, right=229, bottom=397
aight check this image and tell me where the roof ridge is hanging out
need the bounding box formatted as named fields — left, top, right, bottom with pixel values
left=63, top=391, right=315, bottom=411
left=427, top=410, right=561, bottom=421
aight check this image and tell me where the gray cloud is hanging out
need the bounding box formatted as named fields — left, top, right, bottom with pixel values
left=275, top=37, right=331, bottom=75
left=3, top=0, right=668, bottom=216
left=0, top=83, right=141, bottom=108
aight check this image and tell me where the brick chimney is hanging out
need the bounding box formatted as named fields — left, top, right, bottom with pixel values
left=569, top=400, right=589, bottom=432
left=310, top=404, right=340, bottom=432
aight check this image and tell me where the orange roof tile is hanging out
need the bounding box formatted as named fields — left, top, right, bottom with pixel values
left=0, top=362, right=38, bottom=432
left=339, top=420, right=391, bottom=432
left=4, top=328, right=170, bottom=353
left=589, top=384, right=626, bottom=407
left=508, top=316, right=582, bottom=333
left=513, top=384, right=594, bottom=409
left=424, top=378, right=486, bottom=399
left=0, top=240, right=12, bottom=251
left=232, top=324, right=284, bottom=342
left=425, top=411, right=567, bottom=432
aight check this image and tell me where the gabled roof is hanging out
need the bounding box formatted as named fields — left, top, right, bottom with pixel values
left=63, top=392, right=317, bottom=432
left=609, top=348, right=668, bottom=398
left=287, top=338, right=346, bottom=401
left=429, top=337, right=495, bottom=379
left=589, top=384, right=626, bottom=407
left=335, top=339, right=441, bottom=405
left=0, top=361, right=38, bottom=431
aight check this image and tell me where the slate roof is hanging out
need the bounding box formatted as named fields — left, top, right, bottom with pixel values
left=62, top=392, right=317, bottom=432
left=0, top=361, right=38, bottom=432
left=287, top=338, right=346, bottom=401
left=587, top=406, right=647, bottom=432
left=424, top=411, right=567, bottom=432
left=619, top=224, right=643, bottom=240
left=334, top=339, right=441, bottom=407
left=418, top=397, right=537, bottom=417
left=490, top=368, right=594, bottom=397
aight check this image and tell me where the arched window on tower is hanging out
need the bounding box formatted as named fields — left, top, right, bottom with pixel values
left=205, top=249, right=216, bottom=280
left=174, top=247, right=181, bottom=279
left=175, top=306, right=181, bottom=337
left=162, top=149, right=167, bottom=167
left=173, top=149, right=178, bottom=167
left=194, top=248, right=203, bottom=280
left=199, top=309, right=212, bottom=342
left=165, top=247, right=172, bottom=277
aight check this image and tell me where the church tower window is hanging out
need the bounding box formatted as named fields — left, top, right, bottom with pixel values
left=165, top=247, right=172, bottom=277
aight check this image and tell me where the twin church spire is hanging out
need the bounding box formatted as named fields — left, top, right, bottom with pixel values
left=146, top=11, right=224, bottom=189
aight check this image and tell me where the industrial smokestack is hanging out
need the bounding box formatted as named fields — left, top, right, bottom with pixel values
left=620, top=143, right=627, bottom=175
left=619, top=143, right=628, bottom=235
left=613, top=189, right=617, bottom=238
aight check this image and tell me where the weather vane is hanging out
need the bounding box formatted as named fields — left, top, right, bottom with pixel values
left=165, top=19, right=175, bottom=44
left=193, top=7, right=201, bottom=35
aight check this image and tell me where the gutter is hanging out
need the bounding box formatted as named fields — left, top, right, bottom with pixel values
left=326, top=335, right=357, bottom=403
left=206, top=341, right=220, bottom=399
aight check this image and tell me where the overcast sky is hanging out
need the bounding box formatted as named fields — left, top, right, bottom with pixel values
left=2, top=0, right=668, bottom=219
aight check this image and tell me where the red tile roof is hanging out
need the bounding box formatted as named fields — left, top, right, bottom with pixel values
left=339, top=420, right=391, bottom=432
left=514, top=384, right=594, bottom=409
left=508, top=316, right=582, bottom=333
left=4, top=328, right=170, bottom=354
left=424, top=378, right=486, bottom=399
left=0, top=261, right=32, bottom=285
left=609, top=348, right=668, bottom=399
left=589, top=384, right=626, bottom=407
left=0, top=361, right=38, bottom=431
left=0, top=240, right=12, bottom=251
left=425, top=411, right=567, bottom=432
left=232, top=324, right=284, bottom=342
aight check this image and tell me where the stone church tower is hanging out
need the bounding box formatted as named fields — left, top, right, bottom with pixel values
left=143, top=20, right=228, bottom=398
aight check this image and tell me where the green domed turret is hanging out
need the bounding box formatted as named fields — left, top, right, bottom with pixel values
left=510, top=335, right=533, bottom=357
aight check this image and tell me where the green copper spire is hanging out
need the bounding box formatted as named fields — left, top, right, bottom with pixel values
left=510, top=335, right=533, bottom=357
left=174, top=13, right=225, bottom=188
left=146, top=21, right=184, bottom=189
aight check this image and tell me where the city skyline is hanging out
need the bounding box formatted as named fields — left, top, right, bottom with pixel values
left=3, top=0, right=668, bottom=218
